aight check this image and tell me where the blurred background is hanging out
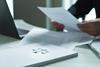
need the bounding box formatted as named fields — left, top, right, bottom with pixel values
left=7, top=0, right=96, bottom=29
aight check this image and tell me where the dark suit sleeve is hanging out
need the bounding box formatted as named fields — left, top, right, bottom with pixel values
left=68, top=0, right=93, bottom=18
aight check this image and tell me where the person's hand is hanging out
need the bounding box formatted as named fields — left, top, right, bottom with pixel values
left=77, top=19, right=100, bottom=36
left=52, top=21, right=65, bottom=31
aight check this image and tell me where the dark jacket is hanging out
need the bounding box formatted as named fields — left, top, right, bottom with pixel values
left=68, top=0, right=100, bottom=18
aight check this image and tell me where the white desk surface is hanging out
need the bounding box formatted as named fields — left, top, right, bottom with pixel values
left=0, top=19, right=100, bottom=67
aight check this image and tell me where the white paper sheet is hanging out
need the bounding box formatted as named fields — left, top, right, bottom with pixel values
left=20, top=27, right=93, bottom=49
left=38, top=7, right=80, bottom=31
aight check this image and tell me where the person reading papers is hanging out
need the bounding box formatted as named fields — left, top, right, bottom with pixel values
left=53, top=0, right=100, bottom=36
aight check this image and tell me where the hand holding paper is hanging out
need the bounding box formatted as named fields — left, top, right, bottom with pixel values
left=38, top=7, right=80, bottom=31
left=52, top=21, right=65, bottom=31
left=78, top=20, right=100, bottom=36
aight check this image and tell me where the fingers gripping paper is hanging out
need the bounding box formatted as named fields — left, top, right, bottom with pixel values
left=38, top=7, right=80, bottom=31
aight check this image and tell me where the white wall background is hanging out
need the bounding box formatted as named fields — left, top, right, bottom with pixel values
left=6, top=0, right=14, bottom=17
left=63, top=0, right=76, bottom=10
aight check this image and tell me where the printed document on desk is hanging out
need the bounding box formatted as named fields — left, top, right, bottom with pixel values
left=0, top=44, right=77, bottom=67
left=19, top=26, right=93, bottom=66
left=38, top=7, right=80, bottom=31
